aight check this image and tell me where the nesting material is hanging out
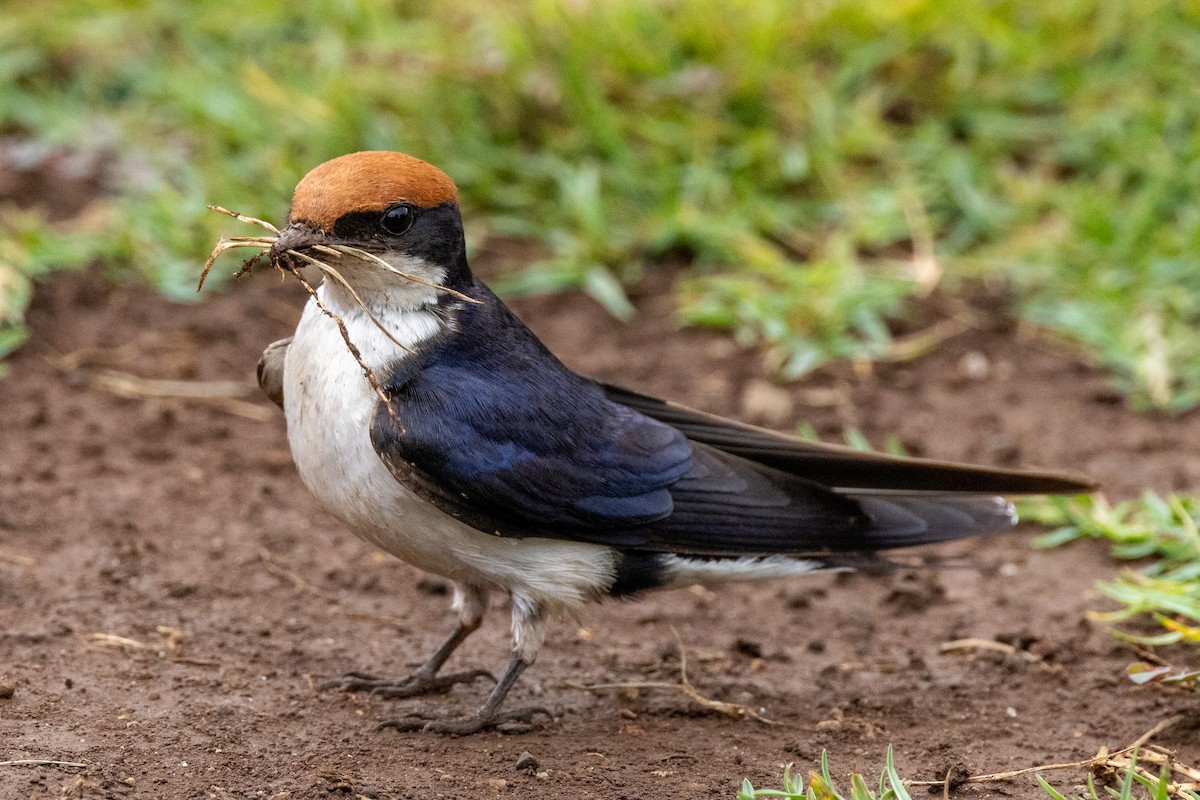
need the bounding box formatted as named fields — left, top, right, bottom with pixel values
left=199, top=205, right=480, bottom=429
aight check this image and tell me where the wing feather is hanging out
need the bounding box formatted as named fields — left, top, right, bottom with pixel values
left=600, top=382, right=1094, bottom=494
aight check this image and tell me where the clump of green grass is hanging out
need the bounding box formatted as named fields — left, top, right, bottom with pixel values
left=741, top=748, right=1200, bottom=800
left=1026, top=493, right=1200, bottom=649
left=4, top=2, right=1200, bottom=408
left=738, top=748, right=913, bottom=800
left=1037, top=753, right=1200, bottom=800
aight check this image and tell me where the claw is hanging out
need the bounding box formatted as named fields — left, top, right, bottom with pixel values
left=378, top=706, right=553, bottom=735
left=322, top=668, right=494, bottom=698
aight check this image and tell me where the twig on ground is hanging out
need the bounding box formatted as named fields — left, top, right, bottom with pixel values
left=83, top=369, right=273, bottom=421
left=909, top=715, right=1184, bottom=789
left=564, top=627, right=776, bottom=724
left=90, top=627, right=220, bottom=668
left=1104, top=745, right=1200, bottom=798
left=0, top=760, right=88, bottom=768
left=896, top=179, right=941, bottom=296
left=938, top=637, right=1017, bottom=655
left=0, top=551, right=35, bottom=567
left=42, top=343, right=145, bottom=372
left=885, top=316, right=974, bottom=362
left=258, top=547, right=335, bottom=598
left=256, top=548, right=406, bottom=631
left=89, top=632, right=150, bottom=651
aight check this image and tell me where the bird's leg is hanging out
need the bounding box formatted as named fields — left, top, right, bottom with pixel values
left=324, top=583, right=494, bottom=698
left=377, top=593, right=553, bottom=734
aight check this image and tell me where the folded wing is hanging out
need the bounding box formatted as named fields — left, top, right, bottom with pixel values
left=370, top=369, right=1087, bottom=556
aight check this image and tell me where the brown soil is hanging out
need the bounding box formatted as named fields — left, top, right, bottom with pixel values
left=3, top=263, right=1200, bottom=800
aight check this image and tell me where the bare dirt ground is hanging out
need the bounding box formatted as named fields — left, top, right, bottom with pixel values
left=3, top=260, right=1200, bottom=800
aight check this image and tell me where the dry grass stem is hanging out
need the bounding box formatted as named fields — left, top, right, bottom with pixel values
left=89, top=632, right=150, bottom=651
left=258, top=547, right=335, bottom=598
left=909, top=715, right=1185, bottom=790
left=207, top=205, right=280, bottom=234
left=285, top=250, right=416, bottom=355
left=895, top=178, right=941, bottom=295
left=0, top=551, right=35, bottom=567
left=256, top=548, right=407, bottom=631
left=565, top=629, right=776, bottom=725
left=89, top=631, right=221, bottom=669
left=938, top=638, right=1018, bottom=656
left=44, top=343, right=146, bottom=372
left=200, top=203, right=502, bottom=431
left=84, top=369, right=273, bottom=421
left=287, top=268, right=403, bottom=429
left=328, top=244, right=482, bottom=305
left=1104, top=746, right=1200, bottom=798
left=198, top=236, right=276, bottom=291
left=885, top=316, right=974, bottom=362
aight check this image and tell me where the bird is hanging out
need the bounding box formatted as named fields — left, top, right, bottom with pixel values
left=255, top=150, right=1093, bottom=735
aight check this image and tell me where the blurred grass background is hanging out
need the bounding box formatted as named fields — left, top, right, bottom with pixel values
left=3, top=0, right=1200, bottom=409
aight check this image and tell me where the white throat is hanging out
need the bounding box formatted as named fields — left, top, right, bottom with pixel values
left=306, top=251, right=449, bottom=373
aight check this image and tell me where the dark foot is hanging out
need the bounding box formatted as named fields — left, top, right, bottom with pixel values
left=322, top=668, right=494, bottom=699
left=377, top=706, right=553, bottom=735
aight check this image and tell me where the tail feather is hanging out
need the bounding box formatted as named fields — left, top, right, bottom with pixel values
left=602, top=381, right=1096, bottom=495
left=654, top=494, right=1013, bottom=590
left=851, top=494, right=1016, bottom=550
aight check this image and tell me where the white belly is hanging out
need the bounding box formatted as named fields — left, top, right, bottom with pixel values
left=281, top=294, right=617, bottom=611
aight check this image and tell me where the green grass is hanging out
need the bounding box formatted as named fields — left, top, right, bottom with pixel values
left=1037, top=757, right=1200, bottom=800
left=1026, top=493, right=1200, bottom=652
left=739, top=749, right=1199, bottom=800
left=4, top=1, right=1200, bottom=407
left=738, top=749, right=913, bottom=800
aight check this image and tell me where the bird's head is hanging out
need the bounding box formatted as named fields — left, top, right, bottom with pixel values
left=271, top=151, right=469, bottom=309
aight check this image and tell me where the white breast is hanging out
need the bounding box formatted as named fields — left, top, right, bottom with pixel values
left=281, top=285, right=617, bottom=612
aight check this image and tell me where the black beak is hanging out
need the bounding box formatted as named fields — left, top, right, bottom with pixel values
left=270, top=222, right=327, bottom=270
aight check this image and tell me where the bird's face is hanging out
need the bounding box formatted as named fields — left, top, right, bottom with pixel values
left=271, top=151, right=468, bottom=308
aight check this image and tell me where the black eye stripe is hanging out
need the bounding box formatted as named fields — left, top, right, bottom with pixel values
left=381, top=203, right=415, bottom=235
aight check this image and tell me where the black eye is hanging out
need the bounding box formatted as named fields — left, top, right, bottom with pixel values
left=380, top=204, right=414, bottom=235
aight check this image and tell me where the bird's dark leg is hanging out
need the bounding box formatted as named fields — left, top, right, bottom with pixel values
left=376, top=592, right=552, bottom=734
left=324, top=583, right=494, bottom=699
left=377, top=652, right=551, bottom=734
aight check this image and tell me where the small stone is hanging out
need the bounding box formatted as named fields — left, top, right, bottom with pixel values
left=165, top=580, right=198, bottom=598
left=740, top=379, right=794, bottom=426
left=0, top=678, right=15, bottom=699
left=957, top=351, right=990, bottom=381
left=515, top=751, right=538, bottom=772
left=734, top=638, right=763, bottom=658
left=485, top=778, right=507, bottom=790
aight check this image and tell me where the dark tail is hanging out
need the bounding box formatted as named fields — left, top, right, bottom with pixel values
left=849, top=493, right=1015, bottom=550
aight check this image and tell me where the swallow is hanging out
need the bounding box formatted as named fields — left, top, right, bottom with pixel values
left=256, top=151, right=1093, bottom=734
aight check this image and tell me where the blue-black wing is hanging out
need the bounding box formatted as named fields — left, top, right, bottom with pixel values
left=372, top=360, right=694, bottom=534
left=369, top=288, right=1041, bottom=555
